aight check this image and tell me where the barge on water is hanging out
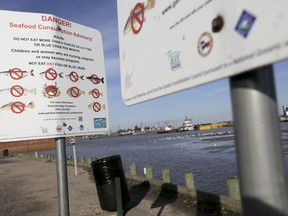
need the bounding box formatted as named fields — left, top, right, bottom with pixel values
left=195, top=121, right=233, bottom=130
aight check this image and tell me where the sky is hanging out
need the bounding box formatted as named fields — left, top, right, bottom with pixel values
left=1, top=0, right=287, bottom=132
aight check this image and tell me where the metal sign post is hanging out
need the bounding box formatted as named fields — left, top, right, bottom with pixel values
left=116, top=1, right=288, bottom=214
left=70, top=137, right=78, bottom=176
left=229, top=65, right=288, bottom=215
left=0, top=9, right=108, bottom=216
left=56, top=137, right=70, bottom=216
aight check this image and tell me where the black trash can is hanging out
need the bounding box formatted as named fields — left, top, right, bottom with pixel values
left=91, top=155, right=130, bottom=211
left=3, top=149, right=9, bottom=157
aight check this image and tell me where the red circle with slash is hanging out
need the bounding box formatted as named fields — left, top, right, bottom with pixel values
left=45, top=85, right=59, bottom=98
left=10, top=85, right=24, bottom=97
left=10, top=68, right=24, bottom=80
left=92, top=102, right=101, bottom=112
left=91, top=89, right=101, bottom=99
left=131, top=2, right=145, bottom=34
left=69, top=87, right=80, bottom=98
left=11, top=101, right=25, bottom=114
left=90, top=74, right=100, bottom=84
left=69, top=71, right=79, bottom=82
left=45, top=68, right=58, bottom=80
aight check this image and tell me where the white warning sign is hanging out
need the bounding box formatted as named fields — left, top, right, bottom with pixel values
left=0, top=10, right=109, bottom=142
left=117, top=0, right=288, bottom=105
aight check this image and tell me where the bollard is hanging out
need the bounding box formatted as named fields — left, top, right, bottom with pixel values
left=162, top=167, right=171, bottom=183
left=81, top=156, right=86, bottom=165
left=3, top=149, right=9, bottom=157
left=184, top=172, right=195, bottom=189
left=130, top=163, right=138, bottom=176
left=87, top=157, right=92, bottom=165
left=144, top=165, right=154, bottom=180
left=226, top=176, right=240, bottom=200
left=122, top=161, right=126, bottom=172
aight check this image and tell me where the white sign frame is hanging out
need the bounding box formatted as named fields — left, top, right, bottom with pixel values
left=117, top=0, right=288, bottom=105
left=0, top=10, right=109, bottom=141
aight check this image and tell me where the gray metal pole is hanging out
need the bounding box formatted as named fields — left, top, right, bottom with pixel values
left=229, top=65, right=288, bottom=216
left=56, top=137, right=70, bottom=216
left=72, top=143, right=78, bottom=176
left=115, top=177, right=123, bottom=216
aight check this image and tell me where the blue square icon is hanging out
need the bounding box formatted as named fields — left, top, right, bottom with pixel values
left=94, top=118, right=107, bottom=129
left=235, top=10, right=256, bottom=38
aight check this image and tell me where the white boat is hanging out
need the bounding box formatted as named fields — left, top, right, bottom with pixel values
left=280, top=105, right=288, bottom=122
left=178, top=116, right=196, bottom=132
left=156, top=124, right=174, bottom=134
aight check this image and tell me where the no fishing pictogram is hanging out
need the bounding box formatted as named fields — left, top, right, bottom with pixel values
left=88, top=74, right=104, bottom=84
left=68, top=87, right=81, bottom=98
left=90, top=88, right=101, bottom=99
left=69, top=71, right=79, bottom=82
left=10, top=85, right=24, bottom=97
left=44, top=85, right=60, bottom=98
left=11, top=101, right=25, bottom=114
left=131, top=2, right=145, bottom=34
left=10, top=68, right=24, bottom=80
left=92, top=102, right=101, bottom=112
left=45, top=68, right=58, bottom=80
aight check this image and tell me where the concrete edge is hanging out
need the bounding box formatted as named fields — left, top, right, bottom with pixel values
left=16, top=154, right=242, bottom=213
left=125, top=174, right=242, bottom=213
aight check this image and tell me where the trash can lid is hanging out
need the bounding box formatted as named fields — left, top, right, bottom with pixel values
left=91, top=155, right=120, bottom=166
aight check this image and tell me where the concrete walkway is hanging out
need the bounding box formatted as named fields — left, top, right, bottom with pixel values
left=0, top=157, right=242, bottom=216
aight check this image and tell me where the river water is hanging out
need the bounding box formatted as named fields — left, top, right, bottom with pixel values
left=41, top=122, right=288, bottom=196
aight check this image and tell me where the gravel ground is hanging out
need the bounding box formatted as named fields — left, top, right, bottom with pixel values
left=0, top=156, right=242, bottom=216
